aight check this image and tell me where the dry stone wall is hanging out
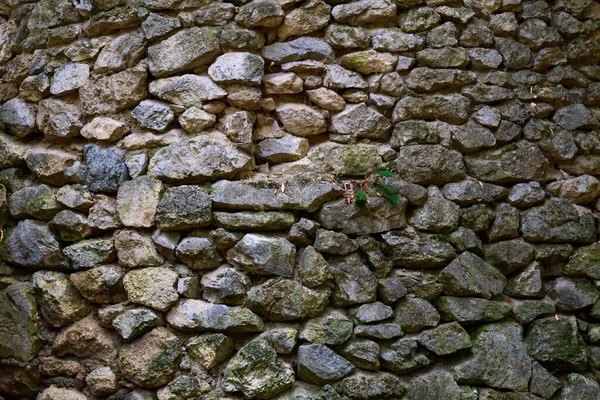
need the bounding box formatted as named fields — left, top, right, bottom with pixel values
left=2, top=0, right=600, bottom=398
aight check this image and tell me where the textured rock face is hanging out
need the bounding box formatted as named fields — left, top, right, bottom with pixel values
left=2, top=0, right=600, bottom=398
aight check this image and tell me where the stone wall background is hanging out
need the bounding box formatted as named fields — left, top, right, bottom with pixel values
left=1, top=0, right=600, bottom=398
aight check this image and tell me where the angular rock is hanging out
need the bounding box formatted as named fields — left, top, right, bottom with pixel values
left=298, top=344, right=355, bottom=385
left=81, top=117, right=129, bottom=141
left=442, top=178, right=507, bottom=206
left=123, top=267, right=179, bottom=311
left=37, top=97, right=85, bottom=139
left=148, top=27, right=221, bottom=77
left=276, top=103, right=326, bottom=137
left=449, top=321, right=532, bottom=391
left=0, top=98, right=37, bottom=138
left=547, top=276, right=600, bottom=311
left=439, top=252, right=507, bottom=299
left=255, top=134, right=308, bottom=163
left=117, top=176, right=162, bottom=228
left=166, top=299, right=265, bottom=333
left=330, top=103, right=391, bottom=140
left=130, top=100, right=175, bottom=132
left=112, top=307, right=164, bottom=341
left=382, top=228, right=456, bottom=269
left=84, top=144, right=127, bottom=193
left=262, top=37, right=334, bottom=63
left=394, top=297, right=440, bottom=333
left=148, top=132, right=253, bottom=183
left=149, top=74, right=226, bottom=106
left=71, top=264, right=125, bottom=304
left=278, top=0, right=330, bottom=40
left=94, top=30, right=146, bottom=74
left=227, top=234, right=295, bottom=277
left=409, top=186, right=459, bottom=233
left=201, top=265, right=251, bottom=305
left=349, top=302, right=393, bottom=324
left=8, top=184, right=62, bottom=221
left=214, top=211, right=296, bottom=231
left=115, top=229, right=164, bottom=268
left=208, top=52, right=264, bottom=85
left=340, top=50, right=397, bottom=75
left=395, top=145, right=466, bottom=185
left=334, top=372, right=404, bottom=399
left=298, top=309, right=353, bottom=345
left=435, top=297, right=512, bottom=323
left=236, top=0, right=284, bottom=28
left=418, top=322, right=471, bottom=356
left=187, top=333, right=235, bottom=369
left=331, top=0, right=397, bottom=25
left=393, top=94, right=470, bottom=124
left=50, top=63, right=89, bottom=95
left=527, top=316, right=588, bottom=370
left=118, top=327, right=181, bottom=388
left=155, top=185, right=211, bottom=231
left=329, top=253, right=377, bottom=307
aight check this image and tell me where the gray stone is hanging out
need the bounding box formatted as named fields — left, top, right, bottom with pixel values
left=349, top=302, right=393, bottom=324
left=187, top=333, right=235, bottom=369
left=149, top=74, right=227, bottom=107
left=117, top=176, right=163, bottom=228
left=276, top=103, right=326, bottom=137
left=406, top=68, right=476, bottom=93
left=148, top=27, right=221, bottom=77
left=330, top=103, right=391, bottom=140
left=309, top=143, right=383, bottom=175
left=334, top=372, right=405, bottom=399
left=326, top=24, right=371, bottom=50
left=262, top=37, right=334, bottom=63
left=382, top=228, right=456, bottom=269
left=442, top=179, right=506, bottom=206
left=372, top=29, right=424, bottom=52
left=209, top=52, right=264, bottom=85
left=278, top=0, right=330, bottom=40
left=112, top=307, right=164, bottom=341
left=339, top=339, right=380, bottom=371
left=393, top=94, right=471, bottom=124
left=86, top=366, right=118, bottom=397
left=130, top=100, right=175, bottom=132
left=70, top=265, right=125, bottom=304
left=175, top=236, right=219, bottom=270
left=123, top=267, right=178, bottom=311
left=418, top=322, right=471, bottom=356
left=507, top=181, right=545, bottom=208
left=37, top=97, right=85, bottom=139
left=329, top=253, right=377, bottom=307
left=118, top=327, right=181, bottom=388
left=527, top=316, right=588, bottom=370
left=521, top=198, right=596, bottom=243
left=0, top=220, right=69, bottom=269
left=166, top=299, right=265, bottom=333
left=440, top=252, right=507, bottom=299
left=323, top=64, right=367, bottom=90
left=547, top=276, right=600, bottom=311
left=331, top=0, right=397, bottom=25
left=394, top=297, right=440, bottom=333
left=201, top=265, right=251, bottom=305
left=142, top=13, right=181, bottom=40
left=148, top=132, right=253, bottom=183
left=236, top=0, right=284, bottom=28
left=409, top=186, right=459, bottom=233
left=504, top=261, right=544, bottom=298
left=84, top=144, right=127, bottom=193
left=395, top=145, right=466, bottom=185
left=255, top=134, right=308, bottom=163
left=0, top=283, right=44, bottom=362
left=222, top=339, right=295, bottom=399
left=227, top=234, right=295, bottom=277
left=314, top=229, right=357, bottom=255
left=530, top=361, right=561, bottom=399
left=340, top=50, right=397, bottom=75
left=50, top=63, right=89, bottom=95
left=355, top=323, right=404, bottom=340
left=554, top=104, right=598, bottom=130
left=37, top=387, right=87, bottom=400
left=115, top=229, right=164, bottom=268
left=156, top=185, right=211, bottom=231
left=8, top=184, right=62, bottom=221
left=298, top=344, right=355, bottom=385
left=298, top=309, right=353, bottom=345
left=464, top=141, right=548, bottom=184
left=0, top=98, right=37, bottom=138
left=483, top=239, right=535, bottom=274
left=450, top=321, right=532, bottom=391
left=32, top=270, right=92, bottom=327
left=179, top=106, right=216, bottom=133
left=94, top=30, right=146, bottom=74
left=435, top=297, right=512, bottom=323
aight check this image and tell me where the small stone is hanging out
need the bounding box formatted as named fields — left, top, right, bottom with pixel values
left=142, top=12, right=181, bottom=40
left=8, top=184, right=62, bottom=221
left=416, top=46, right=468, bottom=68
left=329, top=253, right=377, bottom=307
left=340, top=50, right=397, bottom=75
left=209, top=52, right=264, bottom=85
left=227, top=234, right=296, bottom=277
left=275, top=103, right=326, bottom=137
left=148, top=27, right=221, bottom=77
left=0, top=98, right=37, bottom=138
left=187, top=333, right=235, bottom=369
left=262, top=37, right=334, bottom=64
left=326, top=24, right=370, bottom=50
left=255, top=134, right=308, bottom=163
left=496, top=37, right=532, bottom=69
left=86, top=367, right=118, bottom=397
left=123, top=267, right=179, bottom=312
left=483, top=239, right=534, bottom=274
left=527, top=316, right=588, bottom=370
left=32, top=270, right=92, bottom=327
left=435, top=296, right=512, bottom=323
left=37, top=387, right=87, bottom=400
left=50, top=63, right=89, bottom=95
left=236, top=0, right=284, bottom=28
left=547, top=276, right=600, bottom=311
left=149, top=74, right=226, bottom=107
left=554, top=103, right=598, bottom=130
left=166, top=299, right=265, bottom=333
left=37, top=96, right=85, bottom=139
left=112, top=307, right=164, bottom=341
left=114, top=229, right=164, bottom=268
left=418, top=322, right=471, bottom=356
left=339, top=339, right=380, bottom=371
left=504, top=261, right=544, bottom=298
left=382, top=228, right=456, bottom=269
left=349, top=302, right=393, bottom=324
left=119, top=327, right=181, bottom=388
left=214, top=211, right=296, bottom=231
left=334, top=372, right=404, bottom=399
left=331, top=0, right=397, bottom=26
left=156, top=185, right=212, bottom=230
left=88, top=195, right=121, bottom=230
left=84, top=144, right=127, bottom=193
left=298, top=344, right=355, bottom=385
left=395, top=145, right=466, bottom=185
left=530, top=361, right=561, bottom=399
left=507, top=181, right=545, bottom=207
left=70, top=264, right=125, bottom=303
left=298, top=309, right=353, bottom=345
left=439, top=252, right=507, bottom=299
left=131, top=100, right=174, bottom=132
left=394, top=297, right=440, bottom=333
left=393, top=94, right=471, bottom=125
left=409, top=186, right=459, bottom=233
left=116, top=176, right=163, bottom=228
left=81, top=117, right=128, bottom=141
left=278, top=0, right=330, bottom=40
left=201, top=265, right=251, bottom=305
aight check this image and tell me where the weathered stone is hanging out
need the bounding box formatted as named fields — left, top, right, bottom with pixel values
left=187, top=333, right=235, bottom=369
left=298, top=309, right=353, bottom=345
left=340, top=50, right=397, bottom=75
left=71, top=264, right=125, bottom=304
left=442, top=178, right=506, bottom=206
left=167, top=299, right=264, bottom=332
left=504, top=261, right=544, bottom=298
left=278, top=0, right=330, bottom=40
left=142, top=12, right=181, bottom=40
left=394, top=297, right=440, bottom=333
left=84, top=144, right=127, bottom=193
left=334, top=372, right=404, bottom=399
left=349, top=301, right=392, bottom=324
left=440, top=252, right=507, bottom=299
left=382, top=228, right=456, bottom=268
left=409, top=186, right=459, bottom=233
left=483, top=239, right=535, bottom=274
left=255, top=134, right=308, bottom=163
left=208, top=52, right=264, bottom=85
left=37, top=387, right=87, bottom=400
left=449, top=321, right=532, bottom=391
left=329, top=253, right=377, bottom=306
left=395, top=145, right=466, bottom=185
left=262, top=37, right=334, bottom=63
left=123, top=267, right=179, bottom=311
left=130, top=100, right=175, bottom=132
left=148, top=27, right=221, bottom=77
left=393, top=94, right=471, bottom=124
left=214, top=211, right=295, bottom=231
left=521, top=198, right=596, bottom=243
left=32, top=270, right=92, bottom=327
left=116, top=176, right=162, bottom=228
left=507, top=181, right=545, bottom=208
left=548, top=276, right=599, bottom=310
left=211, top=173, right=343, bottom=212
left=119, top=327, right=181, bottom=388
left=115, top=229, right=164, bottom=268
left=323, top=64, right=368, bottom=90
left=496, top=37, right=532, bottom=69
left=236, top=0, right=284, bottom=28
left=24, top=147, right=81, bottom=188
left=149, top=74, right=226, bottom=107
left=330, top=103, right=391, bottom=140
left=154, top=185, right=212, bottom=231
left=298, top=344, right=355, bottom=385
left=8, top=184, right=62, bottom=221
left=435, top=297, right=512, bottom=323
left=527, top=316, right=588, bottom=370
left=227, top=234, right=295, bottom=277
left=0, top=220, right=69, bottom=269
left=326, top=24, right=370, bottom=50
left=37, top=97, right=85, bottom=139
left=201, top=265, right=251, bottom=305
left=416, top=47, right=468, bottom=68
left=0, top=283, right=44, bottom=362
left=222, top=339, right=295, bottom=399
left=464, top=141, right=548, bottom=184
left=112, top=307, right=164, bottom=342
left=275, top=103, right=326, bottom=137
left=81, top=117, right=128, bottom=141
left=148, top=132, right=253, bottom=183
left=331, top=0, right=397, bottom=25
left=0, top=98, right=37, bottom=138
left=554, top=103, right=598, bottom=130
left=418, top=322, right=471, bottom=356
left=530, top=361, right=561, bottom=399
left=79, top=63, right=148, bottom=115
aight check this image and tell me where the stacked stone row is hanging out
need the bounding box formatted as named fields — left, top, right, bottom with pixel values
left=1, top=0, right=600, bottom=399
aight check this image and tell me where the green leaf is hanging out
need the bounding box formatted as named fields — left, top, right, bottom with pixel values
left=375, top=170, right=394, bottom=177
left=374, top=182, right=395, bottom=194
left=355, top=189, right=367, bottom=208
left=383, top=193, right=400, bottom=204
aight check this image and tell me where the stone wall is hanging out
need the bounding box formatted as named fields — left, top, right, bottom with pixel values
left=1, top=0, right=600, bottom=398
